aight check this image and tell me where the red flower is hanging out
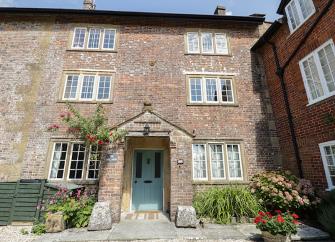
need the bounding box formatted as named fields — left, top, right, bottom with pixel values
left=98, top=140, right=104, bottom=145
left=293, top=220, right=299, bottom=225
left=258, top=211, right=265, bottom=216
left=277, top=215, right=285, bottom=223
left=265, top=212, right=272, bottom=218
left=292, top=213, right=299, bottom=219
left=274, top=210, right=282, bottom=214
left=261, top=219, right=267, bottom=224
left=254, top=216, right=262, bottom=224
left=109, top=131, right=113, bottom=136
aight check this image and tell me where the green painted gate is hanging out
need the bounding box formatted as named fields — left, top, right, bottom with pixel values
left=0, top=180, right=46, bottom=225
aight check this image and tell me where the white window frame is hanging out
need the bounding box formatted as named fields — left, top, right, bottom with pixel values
left=285, top=0, right=315, bottom=33
left=97, top=75, right=113, bottom=101
left=319, top=140, right=335, bottom=190
left=87, top=28, right=102, bottom=50
left=78, top=74, right=97, bottom=101
left=188, top=76, right=235, bottom=104
left=201, top=32, right=214, bottom=54
left=71, top=27, right=87, bottom=49
left=226, top=144, right=244, bottom=181
left=67, top=142, right=86, bottom=181
left=192, top=144, right=208, bottom=181
left=48, top=142, right=69, bottom=181
left=86, top=145, right=101, bottom=180
left=102, top=29, right=117, bottom=50
left=209, top=143, right=226, bottom=180
left=186, top=31, right=229, bottom=55
left=62, top=74, right=80, bottom=101
left=299, top=39, right=335, bottom=105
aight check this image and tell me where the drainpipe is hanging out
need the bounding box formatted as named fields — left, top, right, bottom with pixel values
left=267, top=41, right=304, bottom=178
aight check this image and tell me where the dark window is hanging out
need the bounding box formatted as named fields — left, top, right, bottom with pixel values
left=155, top=152, right=161, bottom=178
left=136, top=152, right=142, bottom=178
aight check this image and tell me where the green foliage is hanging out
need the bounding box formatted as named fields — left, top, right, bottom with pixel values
left=46, top=188, right=96, bottom=228
left=20, top=228, right=29, bottom=235
left=250, top=171, right=320, bottom=213
left=48, top=103, right=127, bottom=146
left=255, top=211, right=299, bottom=236
left=31, top=221, right=46, bottom=235
left=193, top=186, right=262, bottom=224
left=317, top=190, right=335, bottom=237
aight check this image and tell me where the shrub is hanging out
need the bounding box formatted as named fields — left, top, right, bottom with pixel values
left=255, top=210, right=299, bottom=236
left=31, top=221, right=46, bottom=235
left=193, top=186, right=262, bottom=224
left=250, top=171, right=320, bottom=213
left=46, top=188, right=96, bottom=228
left=317, top=190, right=335, bottom=237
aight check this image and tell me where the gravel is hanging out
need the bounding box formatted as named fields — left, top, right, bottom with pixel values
left=0, top=225, right=38, bottom=242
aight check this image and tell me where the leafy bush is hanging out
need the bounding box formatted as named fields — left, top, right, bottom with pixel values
left=46, top=188, right=96, bottom=228
left=255, top=210, right=299, bottom=236
left=31, top=221, right=46, bottom=235
left=250, top=171, right=320, bottom=212
left=193, top=186, right=262, bottom=224
left=317, top=190, right=335, bottom=237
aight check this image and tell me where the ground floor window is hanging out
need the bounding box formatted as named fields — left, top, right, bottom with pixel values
left=319, top=140, right=335, bottom=190
left=49, top=142, right=102, bottom=181
left=192, top=142, right=243, bottom=181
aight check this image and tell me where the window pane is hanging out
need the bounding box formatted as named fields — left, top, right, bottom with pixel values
left=215, top=34, right=228, bottom=54
left=50, top=143, right=68, bottom=179
left=87, top=145, right=101, bottom=179
left=318, top=44, right=335, bottom=93
left=201, top=33, right=214, bottom=53
left=286, top=2, right=301, bottom=31
left=192, top=144, right=207, bottom=179
left=187, top=32, right=200, bottom=53
left=72, top=28, right=86, bottom=48
left=81, top=76, right=95, bottom=99
left=298, top=0, right=314, bottom=19
left=190, top=78, right=203, bottom=102
left=221, top=79, right=234, bottom=102
left=302, top=57, right=324, bottom=100
left=69, top=144, right=86, bottom=179
left=206, top=78, right=218, bottom=102
left=88, top=28, right=101, bottom=49
left=227, top=144, right=242, bottom=179
left=155, top=152, right=161, bottom=178
left=103, top=29, right=116, bottom=49
left=97, top=76, right=112, bottom=100
left=64, top=75, right=79, bottom=99
left=323, top=144, right=335, bottom=187
left=135, top=152, right=142, bottom=178
left=210, top=144, right=225, bottom=179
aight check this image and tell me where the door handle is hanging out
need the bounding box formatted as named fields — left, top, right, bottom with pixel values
left=144, top=180, right=152, bottom=183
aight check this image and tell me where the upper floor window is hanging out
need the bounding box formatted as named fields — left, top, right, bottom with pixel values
left=285, top=0, right=315, bottom=33
left=62, top=72, right=113, bottom=102
left=186, top=31, right=229, bottom=55
left=71, top=27, right=116, bottom=51
left=49, top=142, right=101, bottom=181
left=299, top=39, right=335, bottom=105
left=192, top=143, right=244, bottom=181
left=319, top=140, right=335, bottom=190
left=188, top=76, right=235, bottom=105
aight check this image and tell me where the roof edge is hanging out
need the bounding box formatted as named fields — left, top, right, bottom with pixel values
left=251, top=19, right=283, bottom=51
left=277, top=0, right=289, bottom=15
left=0, top=7, right=265, bottom=24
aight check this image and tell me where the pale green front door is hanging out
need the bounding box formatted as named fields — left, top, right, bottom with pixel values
left=132, top=150, right=163, bottom=211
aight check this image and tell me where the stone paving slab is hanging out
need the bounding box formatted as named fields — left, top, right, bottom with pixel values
left=32, top=222, right=332, bottom=242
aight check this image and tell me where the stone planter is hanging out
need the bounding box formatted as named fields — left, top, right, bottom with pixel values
left=262, top=231, right=291, bottom=242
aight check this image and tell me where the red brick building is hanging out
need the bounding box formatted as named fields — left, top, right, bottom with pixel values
left=0, top=3, right=281, bottom=222
left=253, top=0, right=335, bottom=191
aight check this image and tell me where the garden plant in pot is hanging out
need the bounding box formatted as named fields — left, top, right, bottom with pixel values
left=254, top=211, right=299, bottom=242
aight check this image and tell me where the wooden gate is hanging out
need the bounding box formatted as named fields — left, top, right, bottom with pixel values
left=0, top=180, right=46, bottom=225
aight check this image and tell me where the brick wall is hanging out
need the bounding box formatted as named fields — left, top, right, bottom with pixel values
left=0, top=12, right=281, bottom=216
left=257, top=0, right=335, bottom=190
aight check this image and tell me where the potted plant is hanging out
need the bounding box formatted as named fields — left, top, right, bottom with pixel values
left=254, top=211, right=299, bottom=242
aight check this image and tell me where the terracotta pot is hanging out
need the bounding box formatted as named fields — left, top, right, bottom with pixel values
left=262, top=231, right=291, bottom=242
